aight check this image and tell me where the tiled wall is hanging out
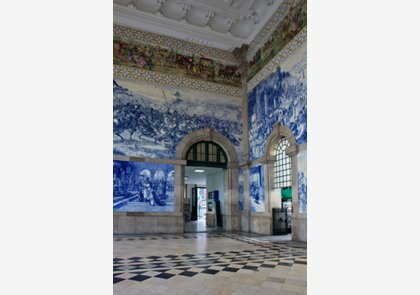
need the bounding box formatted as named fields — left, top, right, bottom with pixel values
left=113, top=0, right=307, bottom=235
left=247, top=40, right=307, bottom=161
left=249, top=165, right=265, bottom=212
left=238, top=169, right=244, bottom=213
left=113, top=160, right=174, bottom=213
left=113, top=77, right=243, bottom=161
left=297, top=150, right=307, bottom=213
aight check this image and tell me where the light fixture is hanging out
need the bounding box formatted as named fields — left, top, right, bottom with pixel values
left=194, top=169, right=205, bottom=173
left=184, top=176, right=188, bottom=180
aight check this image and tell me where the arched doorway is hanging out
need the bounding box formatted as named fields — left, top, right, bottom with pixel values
left=184, top=141, right=227, bottom=232
left=264, top=123, right=302, bottom=241
left=175, top=127, right=240, bottom=233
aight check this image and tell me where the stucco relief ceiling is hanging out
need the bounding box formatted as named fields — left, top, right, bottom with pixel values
left=114, top=0, right=284, bottom=52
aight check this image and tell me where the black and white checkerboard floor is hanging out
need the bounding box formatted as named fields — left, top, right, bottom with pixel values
left=114, top=232, right=307, bottom=295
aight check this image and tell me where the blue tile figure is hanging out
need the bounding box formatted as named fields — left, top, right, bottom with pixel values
left=297, top=149, right=307, bottom=213
left=249, top=165, right=265, bottom=212
left=298, top=171, right=307, bottom=213
left=238, top=170, right=244, bottom=212
left=113, top=160, right=175, bottom=212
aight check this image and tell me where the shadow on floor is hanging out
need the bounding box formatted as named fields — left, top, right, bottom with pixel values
left=184, top=220, right=223, bottom=233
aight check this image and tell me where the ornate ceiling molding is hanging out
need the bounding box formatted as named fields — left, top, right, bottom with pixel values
left=113, top=0, right=285, bottom=52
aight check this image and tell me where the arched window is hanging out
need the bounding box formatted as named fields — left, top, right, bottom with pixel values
left=274, top=137, right=291, bottom=188
left=186, top=141, right=227, bottom=167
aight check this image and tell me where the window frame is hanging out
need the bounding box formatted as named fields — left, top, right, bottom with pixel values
left=274, top=137, right=292, bottom=189
left=186, top=141, right=228, bottom=168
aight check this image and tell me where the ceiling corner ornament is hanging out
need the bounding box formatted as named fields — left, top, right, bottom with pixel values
left=225, top=17, right=236, bottom=32
left=181, top=4, right=191, bottom=20
left=156, top=0, right=166, bottom=14
left=204, top=10, right=214, bottom=27
left=247, top=10, right=260, bottom=24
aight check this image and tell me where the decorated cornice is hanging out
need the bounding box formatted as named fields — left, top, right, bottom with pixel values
left=247, top=0, right=306, bottom=80
left=114, top=24, right=239, bottom=65
left=114, top=64, right=242, bottom=97
left=247, top=26, right=306, bottom=93
left=247, top=0, right=297, bottom=60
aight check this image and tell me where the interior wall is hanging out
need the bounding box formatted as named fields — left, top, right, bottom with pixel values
left=207, top=171, right=224, bottom=193
left=244, top=25, right=307, bottom=240
left=184, top=183, right=194, bottom=219
left=113, top=77, right=243, bottom=160
left=113, top=1, right=307, bottom=237
left=113, top=23, right=243, bottom=234
left=293, top=145, right=307, bottom=241
left=206, top=171, right=224, bottom=226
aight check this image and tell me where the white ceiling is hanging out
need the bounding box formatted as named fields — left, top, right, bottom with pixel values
left=184, top=166, right=223, bottom=185
left=114, top=0, right=284, bottom=51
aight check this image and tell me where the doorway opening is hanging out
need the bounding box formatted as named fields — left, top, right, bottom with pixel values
left=176, top=129, right=240, bottom=233
left=183, top=140, right=227, bottom=233
left=184, top=165, right=224, bottom=233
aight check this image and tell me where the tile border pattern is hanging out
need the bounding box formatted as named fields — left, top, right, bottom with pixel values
left=113, top=64, right=243, bottom=97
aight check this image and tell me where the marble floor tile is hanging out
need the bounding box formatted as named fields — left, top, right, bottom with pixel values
left=114, top=231, right=306, bottom=294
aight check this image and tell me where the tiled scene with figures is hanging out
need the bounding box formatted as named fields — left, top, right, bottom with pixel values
left=113, top=161, right=175, bottom=212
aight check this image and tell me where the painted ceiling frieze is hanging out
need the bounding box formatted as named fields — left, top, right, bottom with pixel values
left=247, top=0, right=307, bottom=81
left=114, top=65, right=242, bottom=97
left=247, top=26, right=306, bottom=93
left=114, top=30, right=242, bottom=88
left=114, top=24, right=238, bottom=65
left=247, top=0, right=295, bottom=59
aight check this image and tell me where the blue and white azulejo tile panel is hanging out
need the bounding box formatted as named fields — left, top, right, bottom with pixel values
left=113, top=78, right=243, bottom=160
left=113, top=160, right=175, bottom=212
left=249, top=165, right=265, bottom=212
